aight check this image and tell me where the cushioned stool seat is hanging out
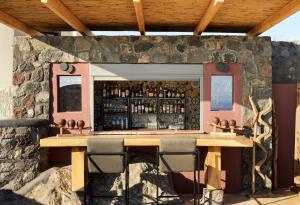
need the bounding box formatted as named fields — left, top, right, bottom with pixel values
left=85, top=138, right=129, bottom=205
left=157, top=138, right=200, bottom=205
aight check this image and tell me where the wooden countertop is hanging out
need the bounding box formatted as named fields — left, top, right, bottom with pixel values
left=40, top=133, right=253, bottom=148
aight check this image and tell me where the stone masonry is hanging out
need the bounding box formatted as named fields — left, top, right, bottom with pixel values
left=12, top=36, right=273, bottom=193
left=0, top=119, right=48, bottom=191
left=272, top=41, right=300, bottom=84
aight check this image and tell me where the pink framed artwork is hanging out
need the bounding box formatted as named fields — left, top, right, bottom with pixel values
left=203, top=63, right=242, bottom=132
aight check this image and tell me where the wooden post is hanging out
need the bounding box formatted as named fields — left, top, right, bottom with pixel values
left=295, top=84, right=300, bottom=175
left=71, top=147, right=85, bottom=192
left=206, top=146, right=222, bottom=189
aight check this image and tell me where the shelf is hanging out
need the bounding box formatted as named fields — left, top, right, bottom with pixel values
left=159, top=113, right=184, bottom=114
left=131, top=112, right=157, bottom=114
left=131, top=97, right=157, bottom=100
left=158, top=97, right=185, bottom=100
left=103, top=97, right=129, bottom=100
left=104, top=112, right=129, bottom=114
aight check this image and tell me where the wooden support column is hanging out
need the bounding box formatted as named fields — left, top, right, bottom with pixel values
left=194, top=0, right=224, bottom=35
left=41, top=0, right=93, bottom=36
left=206, top=146, right=222, bottom=189
left=248, top=0, right=300, bottom=36
left=295, top=84, right=300, bottom=175
left=0, top=10, right=42, bottom=36
left=133, top=0, right=146, bottom=35
left=71, top=147, right=85, bottom=192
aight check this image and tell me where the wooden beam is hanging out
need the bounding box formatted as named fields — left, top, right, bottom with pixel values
left=248, top=0, right=300, bottom=36
left=133, top=0, right=145, bottom=35
left=0, top=10, right=42, bottom=36
left=194, top=0, right=224, bottom=35
left=41, top=0, right=93, bottom=36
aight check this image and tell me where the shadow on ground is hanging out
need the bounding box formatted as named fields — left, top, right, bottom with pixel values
left=0, top=189, right=42, bottom=205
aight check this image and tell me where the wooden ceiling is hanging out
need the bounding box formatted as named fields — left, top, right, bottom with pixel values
left=0, top=0, right=299, bottom=36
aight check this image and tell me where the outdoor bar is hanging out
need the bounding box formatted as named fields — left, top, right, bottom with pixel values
left=0, top=0, right=300, bottom=205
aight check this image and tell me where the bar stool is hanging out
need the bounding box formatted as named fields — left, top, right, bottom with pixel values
left=85, top=138, right=129, bottom=205
left=156, top=138, right=200, bottom=205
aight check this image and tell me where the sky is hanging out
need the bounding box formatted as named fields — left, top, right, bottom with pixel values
left=94, top=11, right=300, bottom=42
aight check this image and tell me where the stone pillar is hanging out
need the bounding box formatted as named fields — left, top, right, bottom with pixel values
left=0, top=119, right=48, bottom=190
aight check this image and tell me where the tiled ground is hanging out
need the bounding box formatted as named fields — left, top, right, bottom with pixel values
left=182, top=176, right=300, bottom=205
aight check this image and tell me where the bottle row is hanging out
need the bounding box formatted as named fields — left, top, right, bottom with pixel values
left=104, top=117, right=129, bottom=130
left=102, top=83, right=185, bottom=98
left=103, top=102, right=128, bottom=113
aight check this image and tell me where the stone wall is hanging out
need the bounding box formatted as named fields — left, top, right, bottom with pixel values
left=272, top=41, right=300, bottom=84
left=0, top=88, right=14, bottom=119
left=12, top=36, right=273, bottom=193
left=0, top=119, right=48, bottom=191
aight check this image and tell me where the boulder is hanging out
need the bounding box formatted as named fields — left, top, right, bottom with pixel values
left=1, top=160, right=183, bottom=205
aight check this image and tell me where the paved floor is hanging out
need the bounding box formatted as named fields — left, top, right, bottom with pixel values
left=183, top=176, right=300, bottom=205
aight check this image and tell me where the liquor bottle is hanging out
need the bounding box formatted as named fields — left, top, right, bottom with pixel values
left=102, top=83, right=106, bottom=98
left=124, top=102, right=128, bottom=112
left=139, top=85, right=143, bottom=97
left=118, top=86, right=121, bottom=98
left=138, top=101, right=142, bottom=113
left=146, top=85, right=150, bottom=97
left=170, top=103, right=173, bottom=114
left=163, top=87, right=167, bottom=98
left=181, top=101, right=185, bottom=114
left=174, top=101, right=177, bottom=113
left=159, top=87, right=164, bottom=98
left=131, top=102, right=135, bottom=113
left=153, top=87, right=157, bottom=97
left=141, top=101, right=145, bottom=113
left=148, top=86, right=153, bottom=97
left=153, top=103, right=156, bottom=113
left=176, top=89, right=180, bottom=98
left=171, top=89, right=176, bottom=98
left=162, top=102, right=166, bottom=113
left=167, top=89, right=172, bottom=98
left=121, top=87, right=126, bottom=98
left=114, top=84, right=118, bottom=97
left=166, top=101, right=170, bottom=113
left=181, top=91, right=185, bottom=98
left=149, top=103, right=153, bottom=113
left=125, top=87, right=130, bottom=97
left=177, top=100, right=181, bottom=114
left=134, top=102, right=138, bottom=113
left=110, top=85, right=114, bottom=97
left=145, top=103, right=149, bottom=113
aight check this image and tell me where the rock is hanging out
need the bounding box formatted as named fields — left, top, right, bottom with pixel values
left=12, top=72, right=25, bottom=86
left=22, top=82, right=42, bottom=96
left=18, top=62, right=35, bottom=72
left=13, top=108, right=25, bottom=119
left=200, top=188, right=224, bottom=205
left=2, top=160, right=183, bottom=205
left=134, top=41, right=153, bottom=53
left=22, top=96, right=35, bottom=107
left=176, top=44, right=186, bottom=53
left=31, top=68, right=44, bottom=82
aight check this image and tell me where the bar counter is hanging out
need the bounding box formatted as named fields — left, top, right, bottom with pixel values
left=40, top=131, right=253, bottom=191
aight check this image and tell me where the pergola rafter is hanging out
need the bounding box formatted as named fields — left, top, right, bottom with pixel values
left=41, top=0, right=93, bottom=36
left=133, top=0, right=146, bottom=35
left=194, top=0, right=224, bottom=35
left=248, top=0, right=300, bottom=36
left=0, top=10, right=42, bottom=36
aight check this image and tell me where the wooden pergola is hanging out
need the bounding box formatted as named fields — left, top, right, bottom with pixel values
left=0, top=0, right=299, bottom=36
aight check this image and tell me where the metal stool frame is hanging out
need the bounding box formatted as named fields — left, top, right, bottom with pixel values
left=156, top=147, right=201, bottom=205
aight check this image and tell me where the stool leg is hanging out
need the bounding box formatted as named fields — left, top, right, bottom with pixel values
left=125, top=154, right=129, bottom=205
left=156, top=147, right=159, bottom=205
left=197, top=151, right=200, bottom=205
left=194, top=155, right=197, bottom=205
